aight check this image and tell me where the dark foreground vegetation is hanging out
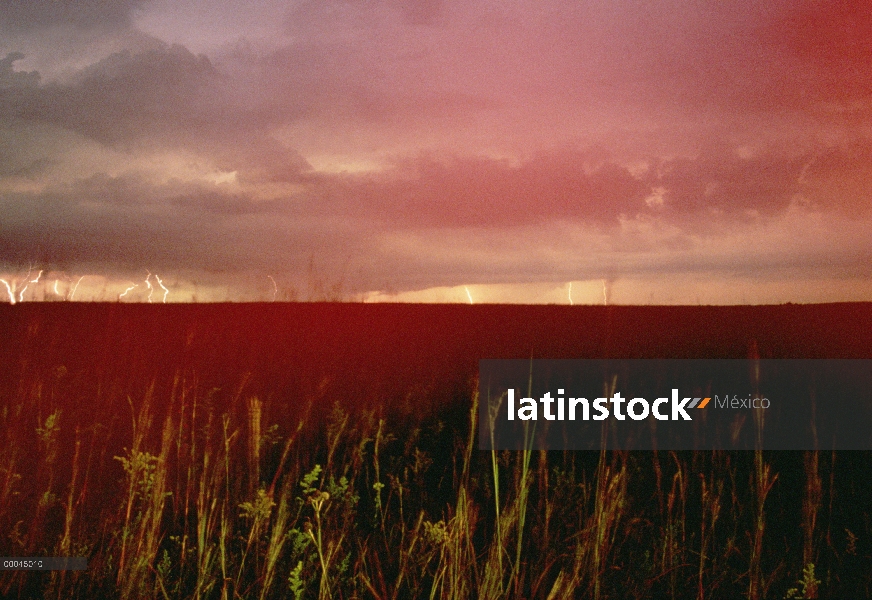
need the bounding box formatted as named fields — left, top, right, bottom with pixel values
left=0, top=302, right=870, bottom=599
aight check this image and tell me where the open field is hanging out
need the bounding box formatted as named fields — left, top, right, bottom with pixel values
left=0, top=302, right=870, bottom=599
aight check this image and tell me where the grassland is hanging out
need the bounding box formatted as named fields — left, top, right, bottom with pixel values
left=0, top=302, right=870, bottom=599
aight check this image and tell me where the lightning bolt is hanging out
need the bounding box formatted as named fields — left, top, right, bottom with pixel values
left=267, top=276, right=278, bottom=302
left=0, top=279, right=15, bottom=305
left=55, top=275, right=73, bottom=300
left=464, top=286, right=474, bottom=305
left=16, top=266, right=32, bottom=303
left=17, top=269, right=43, bottom=302
left=601, top=279, right=608, bottom=306
left=119, top=283, right=138, bottom=300
left=144, top=271, right=154, bottom=303
left=69, top=276, right=85, bottom=301
left=155, top=274, right=169, bottom=303
left=568, top=281, right=574, bottom=306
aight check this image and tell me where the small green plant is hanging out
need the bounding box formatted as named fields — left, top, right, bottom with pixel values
left=306, top=487, right=332, bottom=599
left=36, top=411, right=61, bottom=446
left=300, top=465, right=322, bottom=496
left=239, top=487, right=276, bottom=522
left=288, top=560, right=305, bottom=599
left=784, top=563, right=821, bottom=599
left=236, top=486, right=276, bottom=593
left=155, top=549, right=173, bottom=600
left=114, top=449, right=160, bottom=503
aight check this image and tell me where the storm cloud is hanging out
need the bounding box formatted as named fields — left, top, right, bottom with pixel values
left=1, top=0, right=870, bottom=302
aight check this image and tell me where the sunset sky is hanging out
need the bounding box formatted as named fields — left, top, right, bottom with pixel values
left=1, top=0, right=870, bottom=303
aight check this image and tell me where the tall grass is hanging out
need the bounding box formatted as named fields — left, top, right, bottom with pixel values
left=0, top=365, right=870, bottom=599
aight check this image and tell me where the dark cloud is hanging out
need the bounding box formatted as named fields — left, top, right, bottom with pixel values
left=311, top=145, right=871, bottom=229
left=217, top=39, right=496, bottom=130
left=0, top=176, right=328, bottom=273
left=10, top=45, right=223, bottom=144
left=798, top=141, right=872, bottom=212
left=2, top=153, right=870, bottom=295
left=320, top=151, right=649, bottom=227
left=3, top=140, right=869, bottom=278
left=642, top=141, right=872, bottom=221
left=1, top=0, right=870, bottom=300
left=0, top=153, right=51, bottom=178
left=0, top=0, right=149, bottom=32
left=0, top=52, right=40, bottom=87
left=648, top=147, right=806, bottom=217
left=61, top=172, right=298, bottom=215
left=0, top=44, right=313, bottom=182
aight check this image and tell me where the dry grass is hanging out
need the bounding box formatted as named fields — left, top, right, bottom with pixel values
left=0, top=367, right=871, bottom=598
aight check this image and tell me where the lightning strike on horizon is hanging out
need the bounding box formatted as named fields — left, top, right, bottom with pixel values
left=268, top=276, right=278, bottom=302
left=155, top=274, right=169, bottom=303
left=119, top=283, right=138, bottom=300
left=18, top=269, right=43, bottom=302
left=55, top=275, right=74, bottom=299
left=602, top=279, right=608, bottom=306
left=1, top=279, right=15, bottom=305
left=16, top=266, right=32, bottom=302
left=69, top=276, right=85, bottom=301
left=568, top=281, right=574, bottom=306
left=464, top=286, right=474, bottom=305
left=144, top=271, right=154, bottom=303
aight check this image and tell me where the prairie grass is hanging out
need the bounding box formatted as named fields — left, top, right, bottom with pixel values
left=0, top=314, right=871, bottom=598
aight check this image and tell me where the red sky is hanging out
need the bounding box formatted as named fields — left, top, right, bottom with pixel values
left=1, top=0, right=870, bottom=303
